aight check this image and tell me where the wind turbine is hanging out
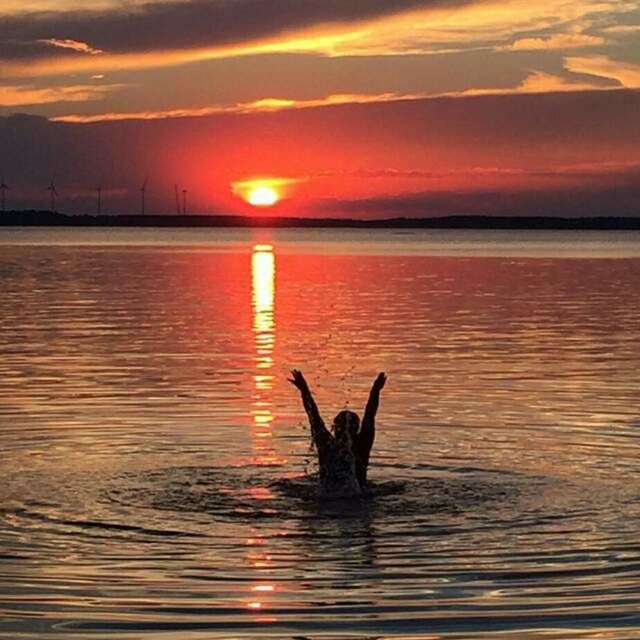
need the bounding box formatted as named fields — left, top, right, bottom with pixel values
left=174, top=184, right=180, bottom=214
left=182, top=188, right=187, bottom=215
left=0, top=175, right=8, bottom=212
left=47, top=175, right=58, bottom=212
left=96, top=184, right=102, bottom=215
left=140, top=178, right=148, bottom=215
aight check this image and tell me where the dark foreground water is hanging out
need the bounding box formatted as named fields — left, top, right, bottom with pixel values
left=1, top=228, right=640, bottom=639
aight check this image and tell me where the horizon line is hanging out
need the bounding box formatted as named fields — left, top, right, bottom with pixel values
left=2, top=210, right=640, bottom=230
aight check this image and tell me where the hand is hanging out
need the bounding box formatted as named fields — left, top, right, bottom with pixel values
left=288, top=369, right=308, bottom=391
left=373, top=372, right=387, bottom=391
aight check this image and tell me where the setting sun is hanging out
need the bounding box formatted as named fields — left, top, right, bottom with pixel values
left=248, top=186, right=279, bottom=207
left=231, top=177, right=304, bottom=209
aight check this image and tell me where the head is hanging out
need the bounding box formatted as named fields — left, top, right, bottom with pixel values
left=332, top=410, right=360, bottom=446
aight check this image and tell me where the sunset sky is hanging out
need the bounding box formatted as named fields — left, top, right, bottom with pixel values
left=1, top=0, right=639, bottom=217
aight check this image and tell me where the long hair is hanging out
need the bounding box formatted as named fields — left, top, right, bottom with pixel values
left=332, top=410, right=360, bottom=448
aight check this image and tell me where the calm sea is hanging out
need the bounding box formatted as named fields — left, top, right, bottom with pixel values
left=1, top=227, right=640, bottom=639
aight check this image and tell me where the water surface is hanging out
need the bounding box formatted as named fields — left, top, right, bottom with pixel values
left=1, top=227, right=640, bottom=639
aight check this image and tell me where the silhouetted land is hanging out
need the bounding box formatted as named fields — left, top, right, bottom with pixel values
left=2, top=211, right=640, bottom=230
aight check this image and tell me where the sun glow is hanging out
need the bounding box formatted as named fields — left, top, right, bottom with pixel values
left=232, top=176, right=305, bottom=208
left=248, top=185, right=279, bottom=207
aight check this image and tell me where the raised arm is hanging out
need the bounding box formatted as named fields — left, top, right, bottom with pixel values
left=360, top=372, right=387, bottom=452
left=288, top=369, right=330, bottom=449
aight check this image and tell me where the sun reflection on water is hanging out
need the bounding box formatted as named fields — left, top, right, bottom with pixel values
left=2, top=240, right=640, bottom=635
left=247, top=244, right=281, bottom=618
left=251, top=244, right=282, bottom=464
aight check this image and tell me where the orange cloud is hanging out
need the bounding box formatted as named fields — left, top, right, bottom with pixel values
left=51, top=92, right=426, bottom=122
left=602, top=24, right=640, bottom=34
left=1, top=0, right=633, bottom=81
left=50, top=71, right=627, bottom=123
left=2, top=0, right=132, bottom=9
left=517, top=70, right=607, bottom=92
left=39, top=38, right=103, bottom=55
left=564, top=55, right=640, bottom=87
left=0, top=82, right=124, bottom=107
left=0, top=32, right=353, bottom=79
left=48, top=58, right=633, bottom=124
left=433, top=73, right=602, bottom=99
left=304, top=0, right=628, bottom=57
left=501, top=32, right=606, bottom=51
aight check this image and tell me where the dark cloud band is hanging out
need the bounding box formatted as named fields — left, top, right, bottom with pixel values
left=310, top=181, right=640, bottom=218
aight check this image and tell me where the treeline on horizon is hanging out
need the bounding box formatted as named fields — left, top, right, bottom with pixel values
left=1, top=210, right=640, bottom=230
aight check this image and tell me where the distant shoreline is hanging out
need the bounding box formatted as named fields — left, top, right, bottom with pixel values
left=1, top=211, right=640, bottom=230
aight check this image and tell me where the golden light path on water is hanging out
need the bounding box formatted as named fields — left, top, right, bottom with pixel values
left=251, top=243, right=277, bottom=458
left=249, top=243, right=279, bottom=616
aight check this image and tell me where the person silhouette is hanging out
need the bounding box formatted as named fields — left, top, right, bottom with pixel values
left=288, top=369, right=387, bottom=497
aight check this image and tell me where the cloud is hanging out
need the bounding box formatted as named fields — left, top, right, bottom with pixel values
left=51, top=105, right=230, bottom=123
left=0, top=82, right=124, bottom=106
left=601, top=24, right=640, bottom=34
left=312, top=162, right=640, bottom=180
left=0, top=0, right=451, bottom=59
left=39, top=38, right=103, bottom=55
left=49, top=74, right=625, bottom=123
left=440, top=69, right=613, bottom=98
left=501, top=32, right=605, bottom=51
left=242, top=92, right=426, bottom=111
left=51, top=92, right=427, bottom=123
left=517, top=70, right=608, bottom=92
left=310, top=180, right=640, bottom=218
left=2, top=0, right=142, bottom=10
left=1, top=0, right=634, bottom=80
left=564, top=55, right=640, bottom=87
left=0, top=0, right=483, bottom=79
left=307, top=0, right=633, bottom=57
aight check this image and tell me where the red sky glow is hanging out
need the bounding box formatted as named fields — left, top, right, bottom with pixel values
left=0, top=0, right=638, bottom=217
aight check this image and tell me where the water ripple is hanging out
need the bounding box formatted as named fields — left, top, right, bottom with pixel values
left=1, top=232, right=640, bottom=638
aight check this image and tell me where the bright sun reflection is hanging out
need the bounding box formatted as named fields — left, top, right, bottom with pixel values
left=247, top=247, right=282, bottom=618
left=252, top=246, right=275, bottom=327
left=251, top=244, right=285, bottom=467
